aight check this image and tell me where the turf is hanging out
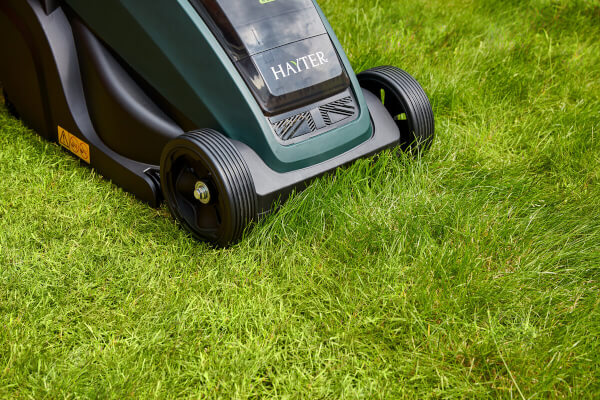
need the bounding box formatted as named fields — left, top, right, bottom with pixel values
left=1, top=0, right=599, bottom=398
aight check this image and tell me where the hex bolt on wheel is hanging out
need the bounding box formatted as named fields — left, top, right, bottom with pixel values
left=160, top=129, right=258, bottom=247
left=194, top=181, right=211, bottom=204
left=358, top=66, right=435, bottom=153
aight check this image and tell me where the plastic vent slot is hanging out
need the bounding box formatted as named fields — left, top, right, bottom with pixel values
left=271, top=111, right=317, bottom=141
left=320, top=96, right=354, bottom=125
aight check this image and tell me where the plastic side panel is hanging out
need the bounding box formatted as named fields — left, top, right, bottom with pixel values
left=0, top=4, right=51, bottom=138
left=71, top=17, right=183, bottom=165
left=63, top=0, right=224, bottom=137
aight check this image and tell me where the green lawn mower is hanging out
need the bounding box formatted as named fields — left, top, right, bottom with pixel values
left=0, top=0, right=434, bottom=246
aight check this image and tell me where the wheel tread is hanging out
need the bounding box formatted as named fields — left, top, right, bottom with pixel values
left=358, top=66, right=435, bottom=151
left=161, top=129, right=257, bottom=246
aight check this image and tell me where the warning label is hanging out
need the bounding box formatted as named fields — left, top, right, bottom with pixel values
left=57, top=126, right=90, bottom=164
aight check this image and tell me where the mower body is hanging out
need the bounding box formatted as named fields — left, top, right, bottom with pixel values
left=0, top=0, right=401, bottom=212
left=63, top=0, right=378, bottom=170
left=1, top=0, right=437, bottom=245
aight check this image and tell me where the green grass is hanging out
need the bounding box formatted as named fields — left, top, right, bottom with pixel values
left=1, top=0, right=599, bottom=398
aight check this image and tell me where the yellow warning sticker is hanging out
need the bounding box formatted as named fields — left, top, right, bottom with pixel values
left=57, top=126, right=90, bottom=164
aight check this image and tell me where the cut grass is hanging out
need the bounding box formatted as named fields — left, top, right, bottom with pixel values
left=1, top=0, right=599, bottom=398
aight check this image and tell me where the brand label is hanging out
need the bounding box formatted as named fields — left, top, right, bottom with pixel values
left=58, top=126, right=90, bottom=164
left=271, top=52, right=329, bottom=81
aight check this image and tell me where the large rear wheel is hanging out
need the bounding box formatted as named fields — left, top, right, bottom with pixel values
left=160, top=129, right=257, bottom=247
left=358, top=66, right=434, bottom=153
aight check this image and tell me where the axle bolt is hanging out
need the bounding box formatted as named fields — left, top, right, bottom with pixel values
left=193, top=181, right=211, bottom=204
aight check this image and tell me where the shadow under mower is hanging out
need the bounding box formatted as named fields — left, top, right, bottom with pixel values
left=0, top=0, right=434, bottom=246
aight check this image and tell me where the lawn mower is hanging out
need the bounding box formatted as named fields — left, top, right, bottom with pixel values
left=0, top=0, right=435, bottom=246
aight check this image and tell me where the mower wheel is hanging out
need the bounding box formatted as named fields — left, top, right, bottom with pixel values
left=2, top=89, right=19, bottom=119
left=160, top=129, right=257, bottom=247
left=358, top=66, right=434, bottom=153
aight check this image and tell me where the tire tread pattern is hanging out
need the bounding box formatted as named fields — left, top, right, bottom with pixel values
left=162, top=129, right=257, bottom=246
left=358, top=66, right=435, bottom=151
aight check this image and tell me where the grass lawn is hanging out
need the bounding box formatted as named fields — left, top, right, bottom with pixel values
left=1, top=0, right=599, bottom=398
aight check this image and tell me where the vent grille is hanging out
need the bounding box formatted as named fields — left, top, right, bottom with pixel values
left=269, top=92, right=358, bottom=143
left=320, top=96, right=355, bottom=125
left=271, top=111, right=317, bottom=141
